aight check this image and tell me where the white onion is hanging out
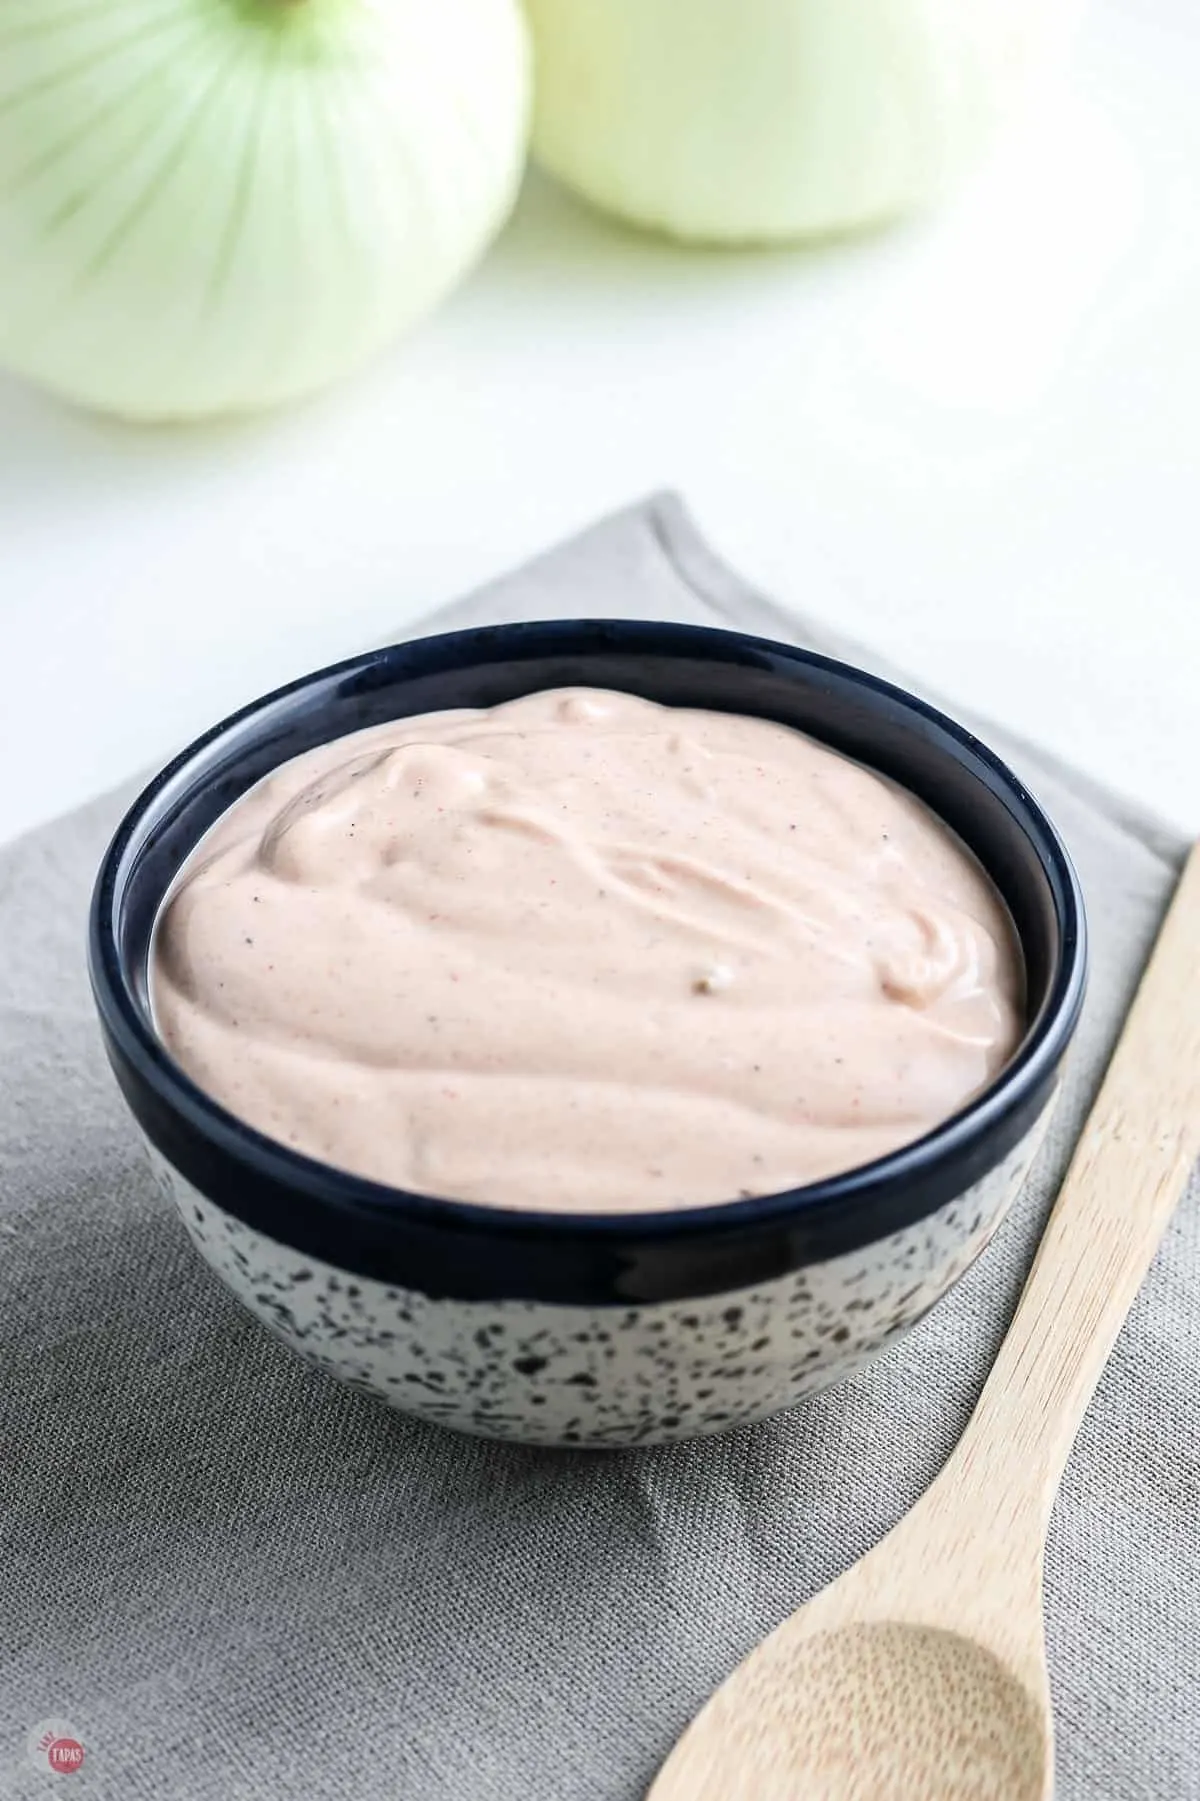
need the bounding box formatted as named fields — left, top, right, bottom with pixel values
left=525, top=0, right=1085, bottom=244
left=0, top=0, right=529, bottom=420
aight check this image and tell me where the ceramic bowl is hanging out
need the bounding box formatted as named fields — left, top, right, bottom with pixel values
left=89, top=620, right=1086, bottom=1447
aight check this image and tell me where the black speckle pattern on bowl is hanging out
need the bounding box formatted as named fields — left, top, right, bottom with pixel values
left=143, top=1106, right=1053, bottom=1447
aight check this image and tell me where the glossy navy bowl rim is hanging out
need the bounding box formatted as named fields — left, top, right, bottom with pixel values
left=89, top=617, right=1087, bottom=1254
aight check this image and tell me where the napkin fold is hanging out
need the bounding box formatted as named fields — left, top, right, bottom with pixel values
left=2, top=495, right=1195, bottom=1801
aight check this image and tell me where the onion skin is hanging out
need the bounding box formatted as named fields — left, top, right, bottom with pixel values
left=0, top=0, right=530, bottom=420
left=525, top=0, right=1085, bottom=245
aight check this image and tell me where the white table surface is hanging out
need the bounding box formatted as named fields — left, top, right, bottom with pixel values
left=1, top=0, right=1196, bottom=850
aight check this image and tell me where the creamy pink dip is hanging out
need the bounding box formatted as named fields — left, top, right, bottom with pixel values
left=151, top=688, right=1023, bottom=1212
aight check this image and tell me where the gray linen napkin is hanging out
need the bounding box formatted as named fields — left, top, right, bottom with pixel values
left=2, top=495, right=1195, bottom=1801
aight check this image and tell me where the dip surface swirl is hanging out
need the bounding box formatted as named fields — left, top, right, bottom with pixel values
left=151, top=688, right=1023, bottom=1212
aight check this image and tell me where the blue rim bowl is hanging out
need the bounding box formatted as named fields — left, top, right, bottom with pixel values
left=89, top=618, right=1086, bottom=1309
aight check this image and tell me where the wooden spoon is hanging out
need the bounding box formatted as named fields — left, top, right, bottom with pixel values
left=651, top=844, right=1200, bottom=1801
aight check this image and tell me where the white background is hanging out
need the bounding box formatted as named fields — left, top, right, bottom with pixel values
left=0, top=0, right=1196, bottom=847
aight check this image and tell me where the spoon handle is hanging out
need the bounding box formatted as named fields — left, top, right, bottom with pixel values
left=954, top=843, right=1200, bottom=1531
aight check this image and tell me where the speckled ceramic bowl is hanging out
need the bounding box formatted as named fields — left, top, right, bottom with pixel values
left=89, top=620, right=1086, bottom=1447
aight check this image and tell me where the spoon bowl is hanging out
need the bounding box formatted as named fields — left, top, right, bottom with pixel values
left=659, top=1618, right=1047, bottom=1801
left=652, top=1449, right=1056, bottom=1801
